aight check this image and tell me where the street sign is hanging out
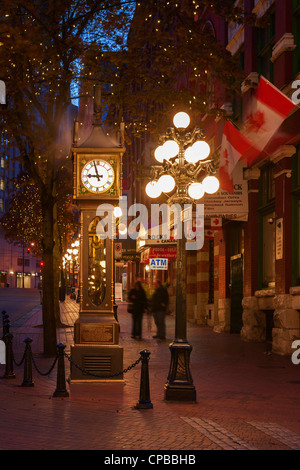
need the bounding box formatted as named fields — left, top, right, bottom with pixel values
left=141, top=246, right=177, bottom=263
left=276, top=218, right=283, bottom=260
left=115, top=283, right=123, bottom=301
left=149, top=258, right=168, bottom=270
left=114, top=242, right=122, bottom=259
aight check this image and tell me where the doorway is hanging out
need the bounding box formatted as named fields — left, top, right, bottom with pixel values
left=230, top=254, right=244, bottom=333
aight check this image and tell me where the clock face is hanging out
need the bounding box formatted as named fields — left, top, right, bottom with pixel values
left=81, top=159, right=115, bottom=194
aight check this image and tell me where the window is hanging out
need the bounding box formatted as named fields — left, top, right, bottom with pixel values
left=17, top=258, right=30, bottom=267
left=258, top=163, right=276, bottom=288
left=0, top=157, right=5, bottom=169
left=0, top=179, right=5, bottom=191
left=292, top=0, right=300, bottom=76
left=257, top=9, right=275, bottom=81
left=291, top=147, right=300, bottom=285
left=262, top=212, right=275, bottom=287
left=260, top=164, right=275, bottom=206
left=232, top=49, right=244, bottom=121
left=0, top=198, right=3, bottom=212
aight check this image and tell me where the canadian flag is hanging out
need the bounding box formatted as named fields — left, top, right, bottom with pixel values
left=243, top=76, right=295, bottom=164
left=205, top=229, right=214, bottom=240
left=219, top=121, right=251, bottom=194
left=211, top=218, right=222, bottom=230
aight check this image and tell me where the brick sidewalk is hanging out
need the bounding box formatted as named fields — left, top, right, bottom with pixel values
left=0, top=298, right=300, bottom=450
left=7, top=297, right=79, bottom=353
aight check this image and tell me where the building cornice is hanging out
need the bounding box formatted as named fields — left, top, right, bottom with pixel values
left=271, top=34, right=297, bottom=63
left=226, top=25, right=244, bottom=56
left=241, top=72, right=259, bottom=94
left=252, top=0, right=275, bottom=19
left=270, top=145, right=296, bottom=163
left=244, top=167, right=261, bottom=180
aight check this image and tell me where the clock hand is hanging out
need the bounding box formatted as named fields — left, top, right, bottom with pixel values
left=93, top=161, right=101, bottom=181
left=87, top=173, right=104, bottom=179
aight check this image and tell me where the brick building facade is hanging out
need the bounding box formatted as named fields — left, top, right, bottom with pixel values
left=201, top=0, right=300, bottom=355
left=128, top=0, right=300, bottom=355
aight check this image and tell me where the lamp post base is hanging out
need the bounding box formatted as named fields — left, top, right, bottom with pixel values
left=164, top=339, right=196, bottom=402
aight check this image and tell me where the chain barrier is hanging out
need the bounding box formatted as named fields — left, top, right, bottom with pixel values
left=1, top=311, right=153, bottom=408
left=64, top=352, right=141, bottom=379
left=30, top=351, right=58, bottom=377
left=12, top=350, right=26, bottom=367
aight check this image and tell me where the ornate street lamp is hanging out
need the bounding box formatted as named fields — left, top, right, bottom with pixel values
left=145, top=111, right=219, bottom=402
left=65, top=247, right=79, bottom=289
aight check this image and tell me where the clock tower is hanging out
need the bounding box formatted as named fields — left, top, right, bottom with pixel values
left=70, top=86, right=125, bottom=382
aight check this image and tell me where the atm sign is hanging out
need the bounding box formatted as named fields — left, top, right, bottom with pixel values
left=149, top=258, right=168, bottom=270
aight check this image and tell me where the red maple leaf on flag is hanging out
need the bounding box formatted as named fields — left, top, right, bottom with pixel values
left=245, top=110, right=266, bottom=134
left=223, top=148, right=229, bottom=166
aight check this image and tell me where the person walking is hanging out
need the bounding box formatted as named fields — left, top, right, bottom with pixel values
left=128, top=281, right=148, bottom=340
left=151, top=279, right=169, bottom=340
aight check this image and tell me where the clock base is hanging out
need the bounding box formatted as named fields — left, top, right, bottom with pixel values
left=70, top=314, right=124, bottom=382
left=70, top=343, right=124, bottom=382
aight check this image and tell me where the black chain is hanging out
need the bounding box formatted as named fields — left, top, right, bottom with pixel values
left=30, top=351, right=58, bottom=377
left=64, top=352, right=141, bottom=379
left=12, top=350, right=26, bottom=367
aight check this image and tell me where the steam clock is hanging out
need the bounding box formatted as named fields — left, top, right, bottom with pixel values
left=70, top=87, right=125, bottom=382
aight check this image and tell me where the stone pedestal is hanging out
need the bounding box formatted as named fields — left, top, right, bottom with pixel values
left=272, top=292, right=300, bottom=356
left=240, top=290, right=300, bottom=355
left=240, top=294, right=267, bottom=343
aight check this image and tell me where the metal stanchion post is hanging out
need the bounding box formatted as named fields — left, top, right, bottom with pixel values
left=53, top=343, right=69, bottom=398
left=2, top=318, right=9, bottom=341
left=4, top=333, right=15, bottom=379
left=1, top=310, right=7, bottom=335
left=135, top=349, right=153, bottom=409
left=21, top=338, right=34, bottom=387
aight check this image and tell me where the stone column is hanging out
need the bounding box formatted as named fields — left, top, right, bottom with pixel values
left=214, top=225, right=230, bottom=333
left=271, top=145, right=299, bottom=355
left=186, top=251, right=197, bottom=322
left=241, top=168, right=266, bottom=342
left=196, top=240, right=209, bottom=325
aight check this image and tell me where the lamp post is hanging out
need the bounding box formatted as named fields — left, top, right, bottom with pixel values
left=112, top=206, right=125, bottom=322
left=145, top=111, right=219, bottom=402
left=64, top=243, right=79, bottom=293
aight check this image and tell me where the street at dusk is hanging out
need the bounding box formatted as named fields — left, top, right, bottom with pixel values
left=0, top=298, right=300, bottom=452
left=0, top=0, right=300, bottom=458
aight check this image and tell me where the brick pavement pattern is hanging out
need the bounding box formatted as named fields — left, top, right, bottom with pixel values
left=0, top=297, right=300, bottom=450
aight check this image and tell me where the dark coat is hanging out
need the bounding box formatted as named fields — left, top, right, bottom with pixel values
left=151, top=286, right=169, bottom=313
left=128, top=288, right=148, bottom=315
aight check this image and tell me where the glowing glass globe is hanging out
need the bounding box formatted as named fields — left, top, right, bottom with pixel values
left=145, top=181, right=162, bottom=199
left=202, top=176, right=220, bottom=194
left=173, top=112, right=190, bottom=129
left=157, top=174, right=175, bottom=193
left=113, top=206, right=122, bottom=218
left=163, top=140, right=179, bottom=159
left=184, top=141, right=210, bottom=163
left=184, top=145, right=198, bottom=164
left=192, top=140, right=210, bottom=160
left=188, top=183, right=205, bottom=200
left=154, top=145, right=166, bottom=163
left=118, top=223, right=128, bottom=235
